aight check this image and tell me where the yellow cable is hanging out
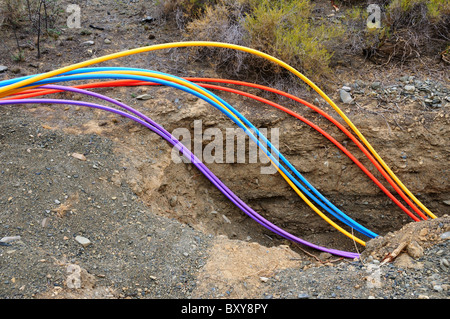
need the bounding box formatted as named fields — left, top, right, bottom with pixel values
left=1, top=67, right=367, bottom=244
left=0, top=42, right=437, bottom=221
left=2, top=40, right=433, bottom=239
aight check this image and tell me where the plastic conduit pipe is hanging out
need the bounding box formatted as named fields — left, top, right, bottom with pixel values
left=11, top=79, right=425, bottom=225
left=0, top=90, right=360, bottom=259
left=1, top=69, right=387, bottom=236
left=0, top=41, right=435, bottom=221
left=2, top=73, right=371, bottom=244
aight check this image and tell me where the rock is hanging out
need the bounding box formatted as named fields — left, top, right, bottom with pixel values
left=41, top=218, right=50, bottom=228
left=141, top=16, right=154, bottom=23
left=136, top=94, right=153, bottom=100
left=169, top=196, right=177, bottom=207
left=341, top=86, right=352, bottom=92
left=75, top=235, right=92, bottom=247
left=0, top=65, right=8, bottom=73
left=222, top=214, right=231, bottom=224
left=71, top=152, right=87, bottom=161
left=371, top=81, right=381, bottom=90
left=0, top=236, right=21, bottom=243
left=104, top=38, right=112, bottom=44
left=297, top=293, right=310, bottom=299
left=440, top=231, right=450, bottom=240
left=66, top=264, right=96, bottom=289
left=433, top=285, right=443, bottom=292
left=339, top=89, right=353, bottom=104
left=82, top=40, right=95, bottom=46
left=404, top=85, right=415, bottom=92
left=407, top=241, right=424, bottom=259
left=319, top=252, right=332, bottom=260
left=259, top=276, right=269, bottom=283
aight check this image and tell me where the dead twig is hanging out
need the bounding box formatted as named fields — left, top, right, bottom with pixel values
left=380, top=241, right=409, bottom=265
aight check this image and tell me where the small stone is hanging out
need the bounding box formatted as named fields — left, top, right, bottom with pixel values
left=407, top=241, right=424, bottom=259
left=404, top=85, right=415, bottom=92
left=440, top=258, right=449, bottom=268
left=141, top=16, right=154, bottom=23
left=135, top=94, right=153, bottom=100
left=0, top=236, right=21, bottom=243
left=169, top=196, right=177, bottom=207
left=419, top=228, right=428, bottom=237
left=75, top=235, right=92, bottom=247
left=104, top=38, right=112, bottom=44
left=82, top=40, right=95, bottom=46
left=371, top=81, right=381, bottom=90
left=443, top=200, right=450, bottom=206
left=71, top=152, right=87, bottom=161
left=319, top=252, right=332, bottom=260
left=259, top=277, right=269, bottom=283
left=41, top=218, right=50, bottom=228
left=418, top=294, right=429, bottom=299
left=0, top=65, right=8, bottom=72
left=222, top=215, right=231, bottom=224
left=440, top=231, right=450, bottom=240
left=339, top=89, right=353, bottom=104
left=297, top=293, right=310, bottom=299
left=341, top=86, right=352, bottom=92
left=433, top=285, right=443, bottom=292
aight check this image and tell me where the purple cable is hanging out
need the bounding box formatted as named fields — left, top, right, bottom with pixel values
left=0, top=87, right=360, bottom=259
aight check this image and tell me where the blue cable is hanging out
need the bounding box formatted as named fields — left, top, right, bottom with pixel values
left=0, top=69, right=378, bottom=238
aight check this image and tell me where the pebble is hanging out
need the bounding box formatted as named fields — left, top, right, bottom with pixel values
left=433, top=285, right=443, bottom=292
left=404, top=85, right=415, bottom=92
left=0, top=236, right=21, bottom=243
left=371, top=81, right=381, bottom=90
left=136, top=94, right=153, bottom=100
left=440, top=231, right=450, bottom=240
left=82, top=40, right=95, bottom=46
left=341, top=86, right=352, bottom=92
left=260, top=277, right=269, bottom=283
left=71, top=152, right=87, bottom=161
left=0, top=65, right=8, bottom=72
left=141, top=16, right=154, bottom=23
left=339, top=89, right=353, bottom=104
left=104, top=38, right=112, bottom=44
left=222, top=215, right=231, bottom=224
left=75, top=235, right=92, bottom=247
left=169, top=196, right=177, bottom=207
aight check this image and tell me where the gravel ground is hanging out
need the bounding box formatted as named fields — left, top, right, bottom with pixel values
left=264, top=239, right=449, bottom=300
left=0, top=0, right=448, bottom=305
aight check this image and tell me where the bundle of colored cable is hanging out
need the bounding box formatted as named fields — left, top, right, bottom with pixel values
left=1, top=68, right=376, bottom=246
left=0, top=41, right=435, bottom=257
left=0, top=85, right=359, bottom=259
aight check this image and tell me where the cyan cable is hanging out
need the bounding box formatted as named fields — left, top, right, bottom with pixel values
left=0, top=88, right=360, bottom=258
left=0, top=70, right=377, bottom=239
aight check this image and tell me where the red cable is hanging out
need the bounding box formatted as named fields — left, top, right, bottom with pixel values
left=7, top=79, right=426, bottom=221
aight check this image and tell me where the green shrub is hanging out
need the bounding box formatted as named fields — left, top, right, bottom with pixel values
left=344, top=0, right=450, bottom=63
left=185, top=0, right=345, bottom=88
